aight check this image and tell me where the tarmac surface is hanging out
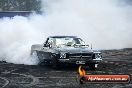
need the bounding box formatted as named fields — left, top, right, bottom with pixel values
left=0, top=48, right=132, bottom=88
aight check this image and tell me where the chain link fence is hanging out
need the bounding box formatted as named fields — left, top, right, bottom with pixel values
left=0, top=0, right=41, bottom=13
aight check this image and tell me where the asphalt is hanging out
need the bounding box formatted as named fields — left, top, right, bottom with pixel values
left=0, top=48, right=132, bottom=88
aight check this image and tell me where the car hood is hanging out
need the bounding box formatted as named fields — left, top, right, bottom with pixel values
left=54, top=47, right=94, bottom=53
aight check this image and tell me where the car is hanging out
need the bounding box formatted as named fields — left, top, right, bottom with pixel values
left=31, top=36, right=102, bottom=69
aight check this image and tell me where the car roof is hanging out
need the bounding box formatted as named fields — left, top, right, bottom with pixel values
left=49, top=36, right=78, bottom=38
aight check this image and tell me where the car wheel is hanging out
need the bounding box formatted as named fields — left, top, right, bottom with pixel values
left=51, top=58, right=59, bottom=69
left=79, top=76, right=86, bottom=84
left=31, top=51, right=38, bottom=59
left=89, top=63, right=97, bottom=70
left=31, top=51, right=40, bottom=65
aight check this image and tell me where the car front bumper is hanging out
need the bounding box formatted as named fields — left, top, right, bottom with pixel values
left=58, top=58, right=102, bottom=65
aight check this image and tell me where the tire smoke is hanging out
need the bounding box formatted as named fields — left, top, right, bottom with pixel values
left=0, top=0, right=132, bottom=64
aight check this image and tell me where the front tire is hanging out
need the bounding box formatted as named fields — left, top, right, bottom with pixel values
left=89, top=63, right=98, bottom=70
left=80, top=76, right=86, bottom=84
left=51, top=58, right=59, bottom=69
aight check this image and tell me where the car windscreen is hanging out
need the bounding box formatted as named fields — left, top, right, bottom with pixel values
left=52, top=38, right=85, bottom=47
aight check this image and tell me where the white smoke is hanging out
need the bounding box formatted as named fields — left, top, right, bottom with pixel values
left=41, top=0, right=132, bottom=49
left=0, top=16, right=42, bottom=65
left=0, top=0, right=132, bottom=64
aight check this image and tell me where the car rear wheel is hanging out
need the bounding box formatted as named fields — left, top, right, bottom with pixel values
left=31, top=51, right=41, bottom=65
left=31, top=51, right=38, bottom=59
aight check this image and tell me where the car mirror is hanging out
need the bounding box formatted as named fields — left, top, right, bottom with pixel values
left=43, top=43, right=51, bottom=48
left=47, top=42, right=52, bottom=48
left=43, top=43, right=47, bottom=47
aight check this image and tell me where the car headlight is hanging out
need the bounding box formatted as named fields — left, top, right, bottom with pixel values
left=60, top=53, right=66, bottom=58
left=95, top=53, right=101, bottom=59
